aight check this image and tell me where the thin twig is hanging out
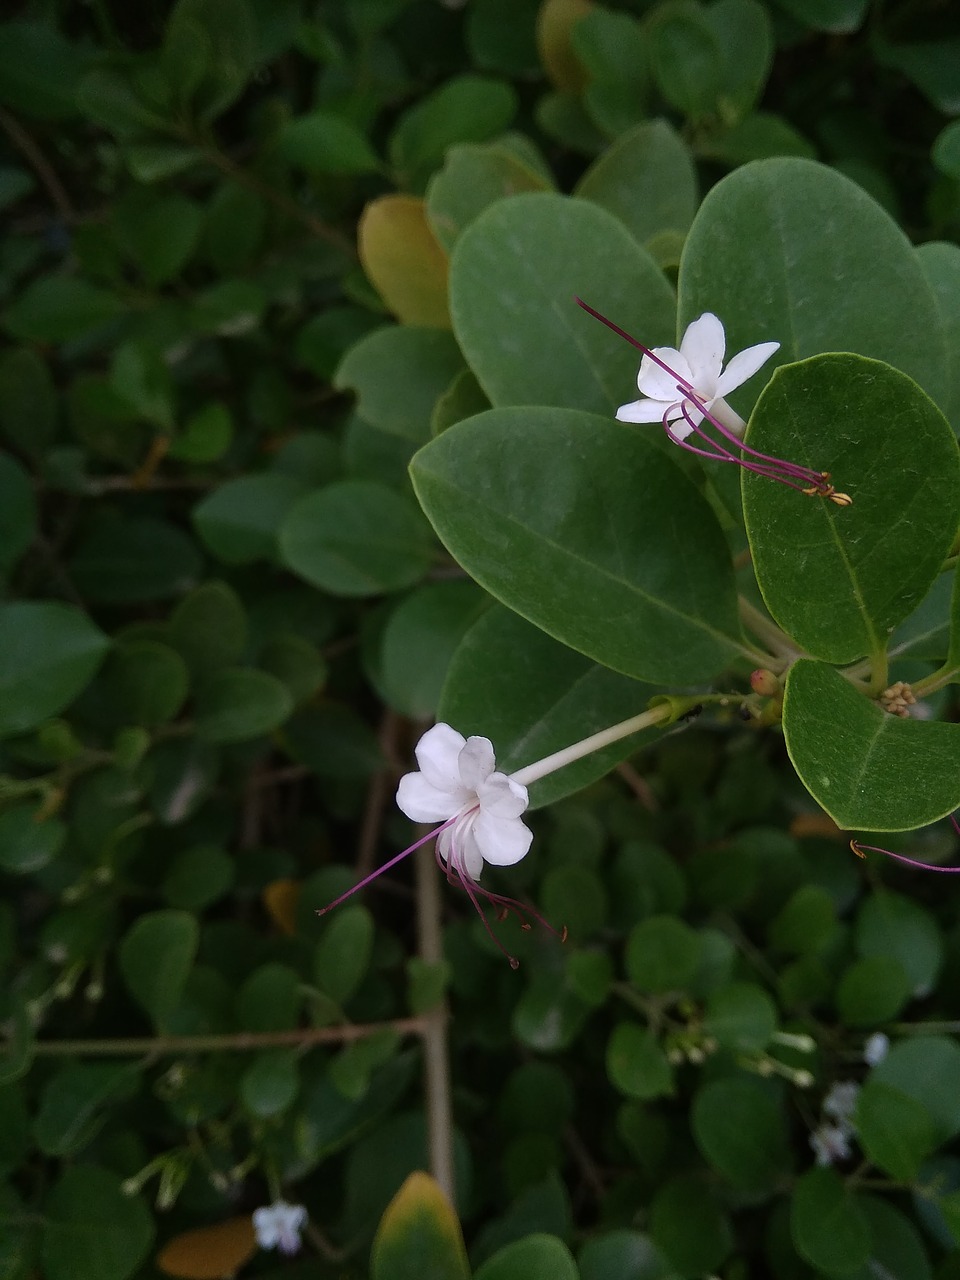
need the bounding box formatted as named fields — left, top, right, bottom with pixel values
left=357, top=709, right=402, bottom=876
left=416, top=835, right=456, bottom=1204
left=616, top=761, right=660, bottom=812
left=0, top=107, right=76, bottom=221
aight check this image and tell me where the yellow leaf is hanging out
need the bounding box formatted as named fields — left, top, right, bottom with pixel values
left=358, top=196, right=450, bottom=328
left=262, top=878, right=301, bottom=936
left=536, top=0, right=594, bottom=92
left=372, top=1173, right=469, bottom=1280
left=156, top=1217, right=258, bottom=1279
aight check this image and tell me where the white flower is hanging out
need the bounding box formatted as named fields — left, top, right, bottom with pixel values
left=810, top=1123, right=854, bottom=1167
left=823, top=1080, right=860, bottom=1123
left=863, top=1032, right=890, bottom=1067
left=396, top=723, right=532, bottom=881
left=616, top=312, right=779, bottom=440
left=253, top=1201, right=308, bottom=1255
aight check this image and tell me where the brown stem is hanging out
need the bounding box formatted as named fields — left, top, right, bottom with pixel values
left=0, top=108, right=76, bottom=221
left=357, top=709, right=403, bottom=876
left=416, top=833, right=456, bottom=1204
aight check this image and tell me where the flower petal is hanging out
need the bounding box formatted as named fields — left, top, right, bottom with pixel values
left=477, top=771, right=528, bottom=819
left=715, top=340, right=780, bottom=397
left=458, top=735, right=496, bottom=790
left=616, top=398, right=670, bottom=423
left=679, top=313, right=725, bottom=393
left=666, top=402, right=703, bottom=441
left=396, top=771, right=466, bottom=822
left=472, top=811, right=534, bottom=866
left=636, top=347, right=691, bottom=400
left=438, top=821, right=484, bottom=881
left=415, top=722, right=466, bottom=791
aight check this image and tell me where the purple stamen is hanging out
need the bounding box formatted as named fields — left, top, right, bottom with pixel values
left=316, top=814, right=460, bottom=916
left=850, top=813, right=960, bottom=873
left=575, top=297, right=850, bottom=504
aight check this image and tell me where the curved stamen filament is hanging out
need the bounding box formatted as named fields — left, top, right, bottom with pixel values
left=850, top=813, right=960, bottom=873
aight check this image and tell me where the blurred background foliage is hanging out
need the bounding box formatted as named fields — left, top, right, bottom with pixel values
left=1, top=0, right=960, bottom=1277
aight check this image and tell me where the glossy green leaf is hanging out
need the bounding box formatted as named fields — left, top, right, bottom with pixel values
left=474, top=1233, right=578, bottom=1280
left=575, top=120, right=696, bottom=249
left=679, top=159, right=949, bottom=414
left=380, top=579, right=489, bottom=719
left=836, top=955, right=911, bottom=1027
left=411, top=408, right=742, bottom=683
left=119, top=910, right=198, bottom=1029
left=692, top=1076, right=792, bottom=1191
left=194, top=668, right=293, bottom=743
left=855, top=1081, right=937, bottom=1182
left=335, top=327, right=466, bottom=441
left=316, top=906, right=375, bottom=1005
left=579, top=1232, right=670, bottom=1280
left=0, top=602, right=110, bottom=737
left=791, top=1168, right=870, bottom=1275
left=743, top=355, right=959, bottom=662
left=42, top=1166, right=153, bottom=1280
left=0, top=453, right=37, bottom=576
left=34, top=1062, right=138, bottom=1157
left=703, top=982, right=777, bottom=1052
left=439, top=605, right=660, bottom=808
left=606, top=1023, right=674, bottom=1100
left=279, top=110, right=381, bottom=175
left=782, top=659, right=960, bottom=830
left=853, top=1198, right=933, bottom=1280
left=449, top=193, right=676, bottom=411
left=69, top=516, right=203, bottom=603
left=371, top=1172, right=470, bottom=1280
left=855, top=891, right=942, bottom=997
left=388, top=74, right=517, bottom=190
left=279, top=481, right=435, bottom=597
left=649, top=1175, right=732, bottom=1275
left=426, top=142, right=551, bottom=252
left=3, top=276, right=125, bottom=343
left=917, top=240, right=960, bottom=432
left=872, top=1037, right=960, bottom=1142
left=193, top=474, right=306, bottom=564
left=573, top=9, right=649, bottom=137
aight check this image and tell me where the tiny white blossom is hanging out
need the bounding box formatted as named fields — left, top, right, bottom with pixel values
left=616, top=312, right=779, bottom=440
left=253, top=1201, right=307, bottom=1255
left=396, top=723, right=532, bottom=881
left=810, top=1123, right=854, bottom=1167
left=823, top=1080, right=860, bottom=1123
left=864, top=1033, right=890, bottom=1066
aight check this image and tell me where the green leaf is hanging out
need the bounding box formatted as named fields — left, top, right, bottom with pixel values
left=575, top=120, right=697, bottom=249
left=69, top=516, right=202, bottom=603
left=34, top=1062, right=139, bottom=1157
left=702, top=0, right=773, bottom=122
left=772, top=0, right=867, bottom=32
left=162, top=844, right=234, bottom=911
left=372, top=1172, right=470, bottom=1280
left=119, top=910, right=199, bottom=1029
left=782, top=659, right=960, bottom=831
left=0, top=803, right=66, bottom=874
left=649, top=10, right=724, bottom=119
left=4, top=276, right=125, bottom=343
left=853, top=1198, right=933, bottom=1280
left=855, top=1081, right=937, bottom=1182
left=693, top=1076, right=792, bottom=1191
left=335, top=327, right=467, bottom=441
left=450, top=193, right=676, bottom=412
left=193, top=474, right=307, bottom=564
left=379, top=580, right=489, bottom=719
left=0, top=453, right=37, bottom=577
left=426, top=142, right=551, bottom=252
left=836, top=955, right=911, bottom=1027
left=474, top=1233, right=578, bottom=1280
left=703, top=982, right=777, bottom=1052
left=579, top=1232, right=671, bottom=1280
left=410, top=407, right=741, bottom=684
left=114, top=190, right=202, bottom=286
left=76, top=69, right=168, bottom=136
left=0, top=348, right=58, bottom=456
left=194, top=669, right=294, bottom=743
left=259, top=633, right=327, bottom=705
left=0, top=21, right=89, bottom=120
left=42, top=1166, right=153, bottom=1280
left=389, top=74, right=518, bottom=190
left=110, top=341, right=175, bottom=429
left=168, top=580, right=247, bottom=678
left=240, top=1049, right=299, bottom=1117
left=316, top=906, right=375, bottom=1005
left=855, top=891, right=942, bottom=997
left=162, top=0, right=257, bottom=120
left=0, top=602, right=109, bottom=738
left=284, top=705, right=384, bottom=778
left=679, top=159, right=949, bottom=414
left=872, top=1037, right=960, bottom=1142
left=696, top=111, right=816, bottom=165
left=279, top=110, right=382, bottom=175
left=917, top=241, right=960, bottom=433
left=791, top=1168, right=870, bottom=1275
left=237, top=963, right=302, bottom=1032
left=626, top=915, right=702, bottom=993
left=650, top=1175, right=732, bottom=1275
left=168, top=401, right=234, bottom=463
left=743, top=355, right=960, bottom=663
left=606, top=1023, right=674, bottom=1100
left=573, top=9, right=650, bottom=136
left=279, top=480, right=435, bottom=597
left=100, top=640, right=189, bottom=726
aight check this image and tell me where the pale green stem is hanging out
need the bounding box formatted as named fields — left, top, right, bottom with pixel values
left=737, top=596, right=801, bottom=666
left=912, top=663, right=960, bottom=698
left=510, top=702, right=676, bottom=787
